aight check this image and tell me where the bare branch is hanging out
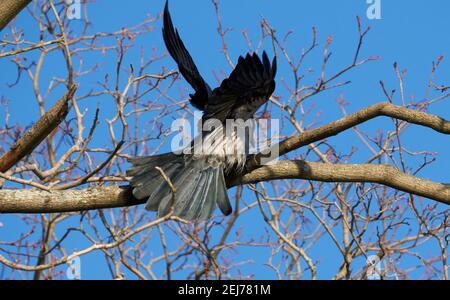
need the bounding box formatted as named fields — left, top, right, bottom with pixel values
left=0, top=158, right=448, bottom=214
left=247, top=102, right=450, bottom=170
left=0, top=186, right=141, bottom=213
left=0, top=84, right=77, bottom=172
left=237, top=160, right=450, bottom=206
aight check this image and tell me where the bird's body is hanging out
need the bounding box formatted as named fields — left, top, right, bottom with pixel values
left=127, top=2, right=277, bottom=220
left=188, top=122, right=248, bottom=172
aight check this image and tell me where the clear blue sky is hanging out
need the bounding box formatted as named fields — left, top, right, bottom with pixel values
left=0, top=0, right=449, bottom=279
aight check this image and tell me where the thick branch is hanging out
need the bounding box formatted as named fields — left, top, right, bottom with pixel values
left=0, top=160, right=448, bottom=213
left=247, top=102, right=450, bottom=170
left=236, top=160, right=450, bottom=206
left=0, top=0, right=32, bottom=31
left=0, top=186, right=142, bottom=213
left=0, top=85, right=77, bottom=172
left=0, top=101, right=449, bottom=213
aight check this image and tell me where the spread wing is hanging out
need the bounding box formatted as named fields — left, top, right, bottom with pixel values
left=162, top=2, right=211, bottom=110
left=203, top=51, right=277, bottom=121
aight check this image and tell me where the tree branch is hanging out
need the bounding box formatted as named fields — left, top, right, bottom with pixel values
left=0, top=101, right=449, bottom=213
left=0, top=159, right=448, bottom=214
left=0, top=186, right=141, bottom=213
left=0, top=84, right=77, bottom=172
left=247, top=102, right=450, bottom=170
left=236, top=160, right=450, bottom=206
left=0, top=0, right=32, bottom=31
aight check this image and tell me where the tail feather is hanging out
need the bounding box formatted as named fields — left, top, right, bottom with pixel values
left=182, top=164, right=218, bottom=220
left=216, top=170, right=232, bottom=215
left=127, top=153, right=231, bottom=220
left=128, top=154, right=185, bottom=200
left=151, top=159, right=200, bottom=216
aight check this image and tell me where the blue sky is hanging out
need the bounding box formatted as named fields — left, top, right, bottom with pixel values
left=0, top=0, right=449, bottom=279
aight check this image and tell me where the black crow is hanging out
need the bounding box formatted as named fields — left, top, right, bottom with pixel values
left=126, top=1, right=277, bottom=220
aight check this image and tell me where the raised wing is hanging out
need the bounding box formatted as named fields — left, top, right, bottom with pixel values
left=162, top=2, right=211, bottom=110
left=203, top=51, right=277, bottom=121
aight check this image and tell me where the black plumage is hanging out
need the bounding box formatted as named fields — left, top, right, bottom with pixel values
left=162, top=2, right=212, bottom=110
left=127, top=1, right=277, bottom=220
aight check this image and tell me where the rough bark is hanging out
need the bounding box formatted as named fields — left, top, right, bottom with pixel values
left=0, top=160, right=448, bottom=214
left=0, top=85, right=77, bottom=172
left=0, top=186, right=141, bottom=213
left=246, top=102, right=450, bottom=171
left=0, top=0, right=32, bottom=31
left=0, top=102, right=448, bottom=213
left=237, top=160, right=450, bottom=205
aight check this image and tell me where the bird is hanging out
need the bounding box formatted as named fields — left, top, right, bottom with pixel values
left=126, top=1, right=277, bottom=220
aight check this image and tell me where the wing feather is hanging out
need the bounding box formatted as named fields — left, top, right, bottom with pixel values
left=162, top=2, right=211, bottom=110
left=203, top=51, right=277, bottom=121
